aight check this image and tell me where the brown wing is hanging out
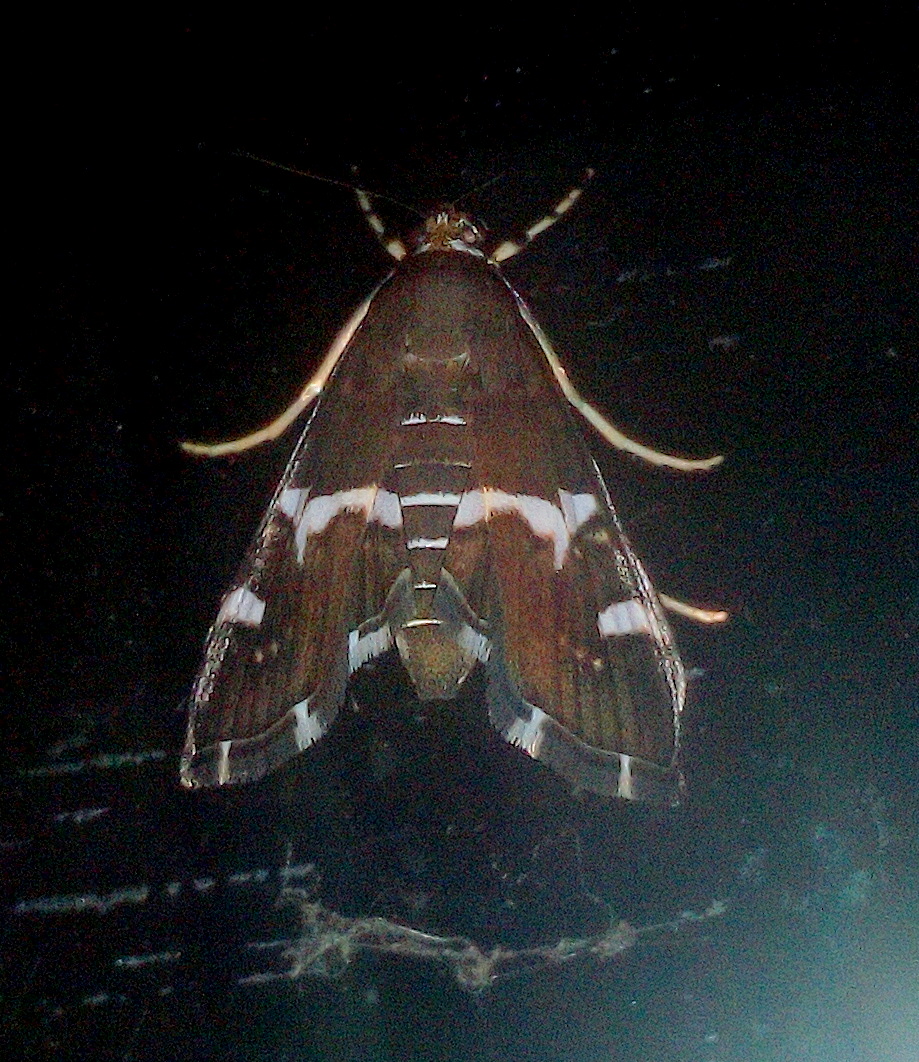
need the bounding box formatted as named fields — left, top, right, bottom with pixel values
left=180, top=302, right=407, bottom=788
left=444, top=293, right=685, bottom=803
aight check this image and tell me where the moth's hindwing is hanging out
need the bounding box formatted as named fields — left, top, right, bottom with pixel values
left=182, top=241, right=685, bottom=801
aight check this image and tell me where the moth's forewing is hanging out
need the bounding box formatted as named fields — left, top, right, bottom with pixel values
left=181, top=291, right=405, bottom=787
left=437, top=261, right=685, bottom=801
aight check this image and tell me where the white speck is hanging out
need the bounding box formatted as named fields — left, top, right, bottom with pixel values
left=292, top=699, right=327, bottom=748
left=348, top=624, right=393, bottom=672
left=216, top=586, right=266, bottom=628
left=504, top=706, right=548, bottom=756
left=400, top=413, right=466, bottom=426
left=597, top=599, right=653, bottom=637
left=617, top=754, right=634, bottom=799
left=401, top=492, right=461, bottom=507
left=455, top=489, right=596, bottom=569
left=406, top=537, right=449, bottom=550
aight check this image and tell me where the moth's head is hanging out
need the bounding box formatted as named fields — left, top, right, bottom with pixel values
left=355, top=168, right=593, bottom=264
left=412, top=208, right=488, bottom=256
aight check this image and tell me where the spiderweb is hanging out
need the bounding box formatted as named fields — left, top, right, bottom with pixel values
left=241, top=864, right=728, bottom=993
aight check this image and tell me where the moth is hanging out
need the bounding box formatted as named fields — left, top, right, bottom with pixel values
left=180, top=171, right=726, bottom=803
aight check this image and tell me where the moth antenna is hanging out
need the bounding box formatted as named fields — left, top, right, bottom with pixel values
left=491, top=167, right=596, bottom=263
left=451, top=171, right=507, bottom=208
left=658, top=594, right=729, bottom=625
left=233, top=152, right=421, bottom=218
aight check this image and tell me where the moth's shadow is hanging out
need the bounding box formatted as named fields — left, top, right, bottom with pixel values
left=187, top=656, right=693, bottom=953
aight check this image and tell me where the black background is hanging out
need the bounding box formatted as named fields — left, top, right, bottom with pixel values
left=6, top=5, right=918, bottom=1060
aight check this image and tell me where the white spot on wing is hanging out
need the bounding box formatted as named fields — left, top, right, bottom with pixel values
left=558, top=489, right=598, bottom=532
left=597, top=599, right=653, bottom=637
left=284, top=486, right=401, bottom=563
left=617, top=754, right=634, bottom=799
left=454, top=488, right=597, bottom=569
left=216, top=586, right=266, bottom=628
left=502, top=495, right=561, bottom=549
left=279, top=487, right=308, bottom=521
left=300, top=488, right=377, bottom=535
left=292, top=699, right=325, bottom=750
left=456, top=623, right=491, bottom=663
left=348, top=623, right=393, bottom=672
left=394, top=458, right=471, bottom=470
left=455, top=489, right=487, bottom=526
left=370, top=489, right=402, bottom=528
left=217, top=740, right=232, bottom=785
left=504, top=706, right=548, bottom=757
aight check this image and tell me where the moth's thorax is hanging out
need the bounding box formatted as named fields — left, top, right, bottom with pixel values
left=413, top=208, right=486, bottom=255
left=378, top=253, right=520, bottom=389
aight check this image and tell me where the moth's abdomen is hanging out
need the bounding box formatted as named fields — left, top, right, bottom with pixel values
left=379, top=407, right=488, bottom=698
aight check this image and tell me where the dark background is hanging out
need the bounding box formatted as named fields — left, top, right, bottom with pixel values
left=6, top=5, right=918, bottom=1060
